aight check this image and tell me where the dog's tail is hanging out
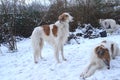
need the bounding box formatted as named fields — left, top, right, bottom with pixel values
left=31, top=27, right=43, bottom=49
left=31, top=27, right=44, bottom=63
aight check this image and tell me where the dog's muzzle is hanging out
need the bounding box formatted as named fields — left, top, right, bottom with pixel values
left=103, top=59, right=110, bottom=69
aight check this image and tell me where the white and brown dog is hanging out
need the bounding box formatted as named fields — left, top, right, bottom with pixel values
left=99, top=19, right=118, bottom=33
left=80, top=40, right=120, bottom=78
left=31, top=12, right=73, bottom=63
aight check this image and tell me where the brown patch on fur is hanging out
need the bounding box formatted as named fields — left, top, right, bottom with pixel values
left=102, top=40, right=106, bottom=43
left=52, top=25, right=58, bottom=37
left=111, top=44, right=114, bottom=55
left=42, top=25, right=50, bottom=36
left=95, top=46, right=103, bottom=58
left=95, top=46, right=110, bottom=58
left=101, top=49, right=110, bottom=60
left=95, top=46, right=110, bottom=67
left=58, top=13, right=68, bottom=21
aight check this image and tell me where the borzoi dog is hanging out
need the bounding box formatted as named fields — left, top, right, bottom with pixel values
left=80, top=40, right=120, bottom=78
left=99, top=19, right=117, bottom=33
left=31, top=12, right=73, bottom=63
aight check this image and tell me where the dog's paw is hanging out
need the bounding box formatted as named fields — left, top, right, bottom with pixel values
left=40, top=56, right=43, bottom=59
left=80, top=74, right=86, bottom=79
left=83, top=74, right=88, bottom=78
left=63, top=58, right=67, bottom=61
left=80, top=71, right=89, bottom=79
left=80, top=72, right=86, bottom=77
left=80, top=73, right=83, bottom=77
left=80, top=74, right=88, bottom=79
left=34, top=61, right=38, bottom=64
left=82, top=72, right=92, bottom=78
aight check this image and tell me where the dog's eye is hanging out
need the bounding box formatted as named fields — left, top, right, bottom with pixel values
left=65, top=15, right=68, bottom=17
left=98, top=50, right=103, bottom=55
left=97, top=49, right=105, bottom=57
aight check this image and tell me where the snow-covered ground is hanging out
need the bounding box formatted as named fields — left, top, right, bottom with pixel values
left=0, top=35, right=120, bottom=80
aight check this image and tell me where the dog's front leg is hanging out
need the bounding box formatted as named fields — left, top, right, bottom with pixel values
left=54, top=47, right=60, bottom=63
left=83, top=63, right=100, bottom=78
left=80, top=62, right=93, bottom=78
left=60, top=45, right=67, bottom=61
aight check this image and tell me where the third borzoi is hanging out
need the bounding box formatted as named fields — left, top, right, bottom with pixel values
left=31, top=12, right=73, bottom=63
left=99, top=19, right=117, bottom=33
left=80, top=40, right=120, bottom=78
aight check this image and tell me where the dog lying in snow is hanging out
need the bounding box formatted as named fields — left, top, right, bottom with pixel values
left=31, top=12, right=73, bottom=63
left=80, top=40, right=120, bottom=78
left=99, top=19, right=118, bottom=33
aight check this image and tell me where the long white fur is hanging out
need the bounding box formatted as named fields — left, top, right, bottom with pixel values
left=80, top=40, right=120, bottom=78
left=31, top=12, right=73, bottom=63
left=99, top=19, right=117, bottom=33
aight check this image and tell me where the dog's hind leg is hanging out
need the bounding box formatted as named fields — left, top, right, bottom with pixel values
left=34, top=49, right=39, bottom=63
left=54, top=46, right=60, bottom=63
left=32, top=37, right=43, bottom=63
left=39, top=38, right=44, bottom=59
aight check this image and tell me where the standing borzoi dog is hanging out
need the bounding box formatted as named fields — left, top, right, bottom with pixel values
left=31, top=12, right=73, bottom=63
left=99, top=19, right=117, bottom=33
left=80, top=40, right=120, bottom=78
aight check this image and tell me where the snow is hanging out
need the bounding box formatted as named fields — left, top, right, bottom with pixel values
left=1, top=35, right=120, bottom=80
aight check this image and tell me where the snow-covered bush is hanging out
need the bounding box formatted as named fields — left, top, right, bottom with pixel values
left=67, top=24, right=120, bottom=44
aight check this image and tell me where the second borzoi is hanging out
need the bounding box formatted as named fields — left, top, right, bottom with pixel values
left=80, top=40, right=120, bottom=78
left=99, top=19, right=117, bottom=33
left=31, top=12, right=73, bottom=63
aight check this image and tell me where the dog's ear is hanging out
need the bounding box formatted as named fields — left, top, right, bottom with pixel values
left=102, top=48, right=110, bottom=69
left=96, top=46, right=110, bottom=69
left=99, top=19, right=104, bottom=23
left=58, top=14, right=64, bottom=21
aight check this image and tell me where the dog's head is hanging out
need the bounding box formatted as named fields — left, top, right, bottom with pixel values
left=95, top=45, right=110, bottom=69
left=99, top=19, right=105, bottom=24
left=58, top=12, right=73, bottom=22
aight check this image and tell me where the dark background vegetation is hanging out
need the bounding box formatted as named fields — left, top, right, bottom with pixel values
left=0, top=0, right=120, bottom=38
